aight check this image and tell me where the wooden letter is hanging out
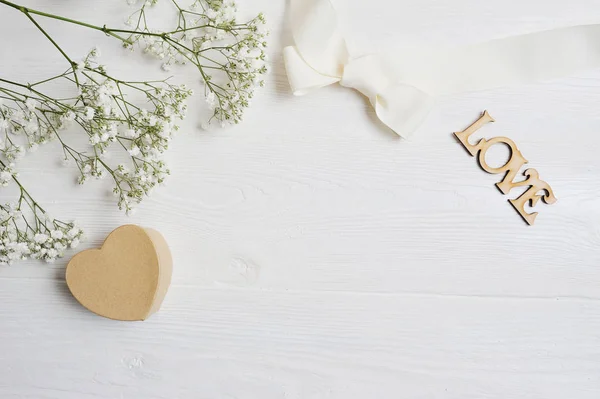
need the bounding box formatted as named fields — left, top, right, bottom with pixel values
left=508, top=169, right=557, bottom=225
left=476, top=136, right=529, bottom=195
left=455, top=111, right=530, bottom=195
left=454, top=110, right=495, bottom=156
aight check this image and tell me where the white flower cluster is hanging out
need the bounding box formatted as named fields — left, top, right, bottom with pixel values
left=0, top=85, right=85, bottom=265
left=198, top=0, right=238, bottom=27
left=76, top=57, right=192, bottom=213
left=204, top=15, right=269, bottom=127
left=0, top=46, right=193, bottom=264
left=0, top=203, right=84, bottom=265
left=0, top=98, right=60, bottom=161
left=2, top=48, right=192, bottom=216
left=0, top=162, right=16, bottom=186
left=124, top=0, right=269, bottom=127
left=79, top=79, right=121, bottom=153
left=0, top=0, right=221, bottom=265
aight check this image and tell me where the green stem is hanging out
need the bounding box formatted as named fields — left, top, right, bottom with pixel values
left=0, top=158, right=46, bottom=214
left=0, top=0, right=236, bottom=42
left=23, top=10, right=75, bottom=66
left=31, top=69, right=71, bottom=87
left=0, top=0, right=129, bottom=41
left=0, top=78, right=73, bottom=110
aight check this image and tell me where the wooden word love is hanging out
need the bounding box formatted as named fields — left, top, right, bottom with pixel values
left=454, top=111, right=557, bottom=225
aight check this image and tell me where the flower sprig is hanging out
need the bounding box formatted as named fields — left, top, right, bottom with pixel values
left=123, top=0, right=269, bottom=127
left=0, top=0, right=269, bottom=127
left=0, top=159, right=84, bottom=264
left=1, top=49, right=193, bottom=214
left=0, top=0, right=268, bottom=264
left=0, top=47, right=192, bottom=263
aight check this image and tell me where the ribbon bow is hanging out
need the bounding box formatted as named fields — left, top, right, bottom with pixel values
left=284, top=0, right=600, bottom=138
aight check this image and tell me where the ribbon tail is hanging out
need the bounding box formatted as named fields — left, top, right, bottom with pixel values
left=385, top=24, right=600, bottom=96
left=374, top=85, right=436, bottom=138
left=343, top=24, right=600, bottom=136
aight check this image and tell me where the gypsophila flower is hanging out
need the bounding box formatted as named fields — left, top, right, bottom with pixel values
left=34, top=233, right=48, bottom=243
left=71, top=53, right=192, bottom=212
left=84, top=107, right=95, bottom=121
left=0, top=0, right=265, bottom=264
left=0, top=46, right=193, bottom=263
left=0, top=187, right=84, bottom=265
left=123, top=0, right=269, bottom=127
left=0, top=163, right=16, bottom=186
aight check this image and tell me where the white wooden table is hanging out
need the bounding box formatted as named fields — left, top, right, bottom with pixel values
left=1, top=0, right=599, bottom=397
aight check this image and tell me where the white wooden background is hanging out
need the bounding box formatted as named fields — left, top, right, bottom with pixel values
left=1, top=0, right=600, bottom=397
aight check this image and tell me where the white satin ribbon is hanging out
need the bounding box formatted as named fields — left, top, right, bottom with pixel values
left=284, top=0, right=600, bottom=137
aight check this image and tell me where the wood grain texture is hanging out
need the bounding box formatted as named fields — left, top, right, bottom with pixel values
left=1, top=0, right=600, bottom=397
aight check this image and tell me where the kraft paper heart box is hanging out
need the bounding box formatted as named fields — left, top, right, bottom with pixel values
left=65, top=225, right=172, bottom=321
